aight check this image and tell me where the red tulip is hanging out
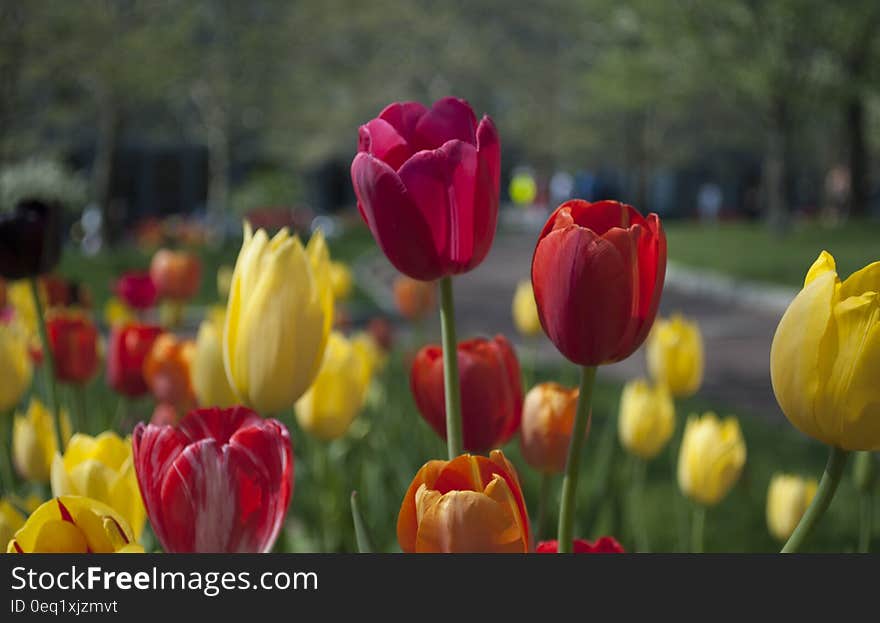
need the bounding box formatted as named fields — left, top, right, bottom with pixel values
left=536, top=537, right=625, bottom=553
left=411, top=334, right=522, bottom=452
left=149, top=249, right=201, bottom=301
left=46, top=313, right=99, bottom=384
left=132, top=406, right=294, bottom=553
left=351, top=97, right=501, bottom=281
left=107, top=324, right=163, bottom=397
left=116, top=272, right=158, bottom=310
left=532, top=200, right=666, bottom=366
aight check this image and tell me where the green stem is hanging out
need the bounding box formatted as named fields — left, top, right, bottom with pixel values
left=350, top=491, right=374, bottom=553
left=691, top=505, right=706, bottom=553
left=858, top=492, right=873, bottom=553
left=29, top=278, right=64, bottom=452
left=631, top=457, right=650, bottom=553
left=0, top=409, right=15, bottom=495
left=438, top=277, right=463, bottom=459
left=782, top=446, right=849, bottom=553
left=556, top=365, right=597, bottom=553
left=75, top=385, right=88, bottom=436
left=535, top=472, right=552, bottom=541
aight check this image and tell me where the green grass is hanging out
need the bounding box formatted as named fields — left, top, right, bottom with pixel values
left=665, top=219, right=880, bottom=286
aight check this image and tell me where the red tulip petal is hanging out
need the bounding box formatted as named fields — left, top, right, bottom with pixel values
left=179, top=405, right=262, bottom=445
left=351, top=152, right=446, bottom=281
left=159, top=439, right=221, bottom=552
left=132, top=422, right=189, bottom=551
left=413, top=96, right=477, bottom=150
left=476, top=115, right=501, bottom=193
left=493, top=336, right=523, bottom=445
left=602, top=225, right=643, bottom=361
left=532, top=226, right=632, bottom=365
left=629, top=213, right=667, bottom=350
left=377, top=100, right=428, bottom=147
left=357, top=118, right=413, bottom=171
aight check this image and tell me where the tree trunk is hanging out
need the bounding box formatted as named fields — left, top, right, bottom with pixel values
left=764, top=96, right=789, bottom=234
left=847, top=96, right=868, bottom=217
left=94, top=94, right=121, bottom=245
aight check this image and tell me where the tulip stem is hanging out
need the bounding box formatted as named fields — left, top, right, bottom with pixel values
left=858, top=493, right=873, bottom=553
left=438, top=276, right=463, bottom=459
left=29, top=277, right=64, bottom=451
left=0, top=409, right=15, bottom=494
left=350, top=491, right=374, bottom=553
left=781, top=446, right=849, bottom=553
left=535, top=472, right=552, bottom=541
left=691, top=505, right=706, bottom=553
left=557, top=365, right=597, bottom=553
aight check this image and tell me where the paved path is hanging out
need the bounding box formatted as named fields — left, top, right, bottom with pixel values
left=359, top=225, right=792, bottom=422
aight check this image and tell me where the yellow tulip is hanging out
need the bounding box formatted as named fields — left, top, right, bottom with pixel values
left=351, top=330, right=386, bottom=380
left=224, top=223, right=334, bottom=414
left=50, top=432, right=146, bottom=540
left=295, top=331, right=372, bottom=441
left=766, top=473, right=817, bottom=542
left=0, top=318, right=32, bottom=412
left=330, top=261, right=354, bottom=300
left=192, top=307, right=238, bottom=408
left=646, top=314, right=704, bottom=398
left=770, top=251, right=880, bottom=450
left=7, top=496, right=142, bottom=553
left=512, top=280, right=542, bottom=337
left=7, top=280, right=39, bottom=339
left=677, top=412, right=746, bottom=506
left=618, top=379, right=675, bottom=460
left=216, top=264, right=234, bottom=300
left=0, top=499, right=26, bottom=552
left=12, top=399, right=72, bottom=483
left=103, top=296, right=136, bottom=327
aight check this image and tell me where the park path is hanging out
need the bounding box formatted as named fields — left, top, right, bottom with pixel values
left=361, top=224, right=792, bottom=422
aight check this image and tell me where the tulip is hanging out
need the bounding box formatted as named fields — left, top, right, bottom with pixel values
left=295, top=331, right=373, bottom=441
left=535, top=537, right=624, bottom=553
left=618, top=379, right=675, bottom=460
left=103, top=297, right=136, bottom=327
left=519, top=382, right=579, bottom=474
left=766, top=474, right=817, bottom=542
left=106, top=324, right=163, bottom=397
left=646, top=314, right=704, bottom=398
left=770, top=251, right=880, bottom=552
left=771, top=251, right=880, bottom=451
left=397, top=450, right=529, bottom=553
left=392, top=275, right=436, bottom=321
left=512, top=280, right=541, bottom=338
left=0, top=318, right=32, bottom=412
left=678, top=412, right=745, bottom=552
left=12, top=399, right=72, bottom=483
left=132, top=406, right=294, bottom=553
left=0, top=499, right=26, bottom=551
left=216, top=264, right=234, bottom=300
left=351, top=97, right=500, bottom=281
left=7, top=496, right=142, bottom=553
left=677, top=412, right=746, bottom=507
left=115, top=272, right=158, bottom=310
left=7, top=280, right=39, bottom=351
left=351, top=330, right=387, bottom=379
left=532, top=199, right=666, bottom=366
left=411, top=334, right=522, bottom=452
left=223, top=223, right=333, bottom=414
left=330, top=261, right=354, bottom=300
left=142, top=333, right=196, bottom=409
left=51, top=432, right=146, bottom=539
left=149, top=249, right=201, bottom=301
left=0, top=199, right=62, bottom=280
left=46, top=312, right=99, bottom=385
left=192, top=308, right=237, bottom=408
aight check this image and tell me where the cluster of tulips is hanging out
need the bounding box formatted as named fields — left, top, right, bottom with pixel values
left=0, top=96, right=878, bottom=554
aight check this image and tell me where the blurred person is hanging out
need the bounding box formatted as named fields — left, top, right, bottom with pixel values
left=697, top=182, right=723, bottom=223
left=822, top=164, right=850, bottom=224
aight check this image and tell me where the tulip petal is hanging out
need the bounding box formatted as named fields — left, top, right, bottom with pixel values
left=413, top=96, right=477, bottom=150
left=377, top=100, right=428, bottom=147
left=358, top=118, right=413, bottom=171
left=532, top=225, right=632, bottom=365
left=351, top=152, right=445, bottom=280
left=476, top=116, right=501, bottom=195
left=396, top=459, right=447, bottom=553
left=770, top=269, right=836, bottom=444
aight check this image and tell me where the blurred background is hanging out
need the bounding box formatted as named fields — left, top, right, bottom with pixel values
left=2, top=0, right=879, bottom=552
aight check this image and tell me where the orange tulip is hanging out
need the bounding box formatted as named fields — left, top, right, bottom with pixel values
left=519, top=382, right=580, bottom=474
left=397, top=450, right=530, bottom=553
left=393, top=275, right=436, bottom=321
left=149, top=249, right=201, bottom=301
left=142, top=333, right=196, bottom=409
